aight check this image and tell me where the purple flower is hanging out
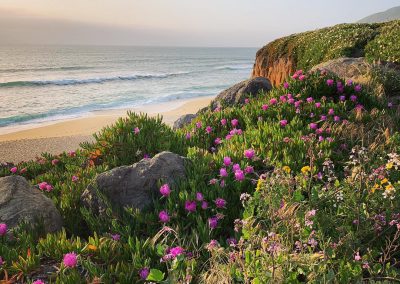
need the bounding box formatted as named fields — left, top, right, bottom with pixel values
left=223, top=157, right=232, bottom=167
left=350, top=95, right=357, bottom=102
left=215, top=198, right=227, bottom=208
left=63, top=252, right=78, bottom=268
left=196, top=192, right=204, bottom=202
left=196, top=121, right=202, bottom=129
left=208, top=217, right=218, bottom=229
left=339, top=95, right=346, bottom=101
left=0, top=223, right=7, bottom=236
left=185, top=200, right=196, bottom=213
left=310, top=123, right=318, bottom=130
left=244, top=149, right=255, bottom=160
left=320, top=115, right=327, bottom=121
left=245, top=166, right=254, bottom=174
left=139, top=267, right=150, bottom=280
left=280, top=120, right=288, bottom=127
left=326, top=79, right=334, bottom=86
left=169, top=246, right=185, bottom=258
left=159, top=184, right=171, bottom=197
left=233, top=163, right=241, bottom=172
left=354, top=85, right=362, bottom=92
left=185, top=132, right=191, bottom=139
left=235, top=170, right=245, bottom=181
left=205, top=126, right=212, bottom=134
left=220, top=168, right=228, bottom=177
left=231, top=119, right=239, bottom=127
left=111, top=234, right=120, bottom=241
left=159, top=210, right=170, bottom=223
left=0, top=256, right=3, bottom=266
left=201, top=201, right=208, bottom=210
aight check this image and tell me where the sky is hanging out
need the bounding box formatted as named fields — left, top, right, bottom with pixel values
left=0, top=0, right=399, bottom=47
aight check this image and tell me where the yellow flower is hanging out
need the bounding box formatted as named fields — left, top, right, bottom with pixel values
left=386, top=162, right=394, bottom=170
left=282, top=166, right=291, bottom=174
left=256, top=179, right=264, bottom=191
left=381, top=178, right=389, bottom=185
left=385, top=184, right=395, bottom=191
left=301, top=166, right=311, bottom=174
left=87, top=244, right=97, bottom=251
left=371, top=183, right=380, bottom=193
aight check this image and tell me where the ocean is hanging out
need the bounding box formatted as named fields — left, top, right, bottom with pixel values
left=0, top=46, right=256, bottom=130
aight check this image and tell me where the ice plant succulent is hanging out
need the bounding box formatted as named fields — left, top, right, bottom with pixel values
left=0, top=223, right=7, bottom=236
left=63, top=252, right=78, bottom=268
left=244, top=149, right=255, bottom=160
left=139, top=267, right=150, bottom=280
left=215, top=198, right=227, bottom=208
left=159, top=184, right=171, bottom=197
left=159, top=210, right=170, bottom=223
left=185, top=200, right=196, bottom=213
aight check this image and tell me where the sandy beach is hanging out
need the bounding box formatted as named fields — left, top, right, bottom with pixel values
left=0, top=96, right=213, bottom=163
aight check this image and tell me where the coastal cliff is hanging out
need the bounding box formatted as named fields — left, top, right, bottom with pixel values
left=252, top=20, right=400, bottom=85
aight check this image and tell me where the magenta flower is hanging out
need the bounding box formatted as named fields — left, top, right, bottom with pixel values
left=315, top=102, right=321, bottom=108
left=185, top=132, right=191, bottom=140
left=185, top=200, right=196, bottom=213
left=169, top=246, right=185, bottom=258
left=208, top=217, right=218, bottom=229
left=280, top=120, right=288, bottom=127
left=292, top=73, right=299, bottom=79
left=0, top=223, right=7, bottom=236
left=280, top=95, right=287, bottom=103
left=32, top=280, right=45, bottom=284
left=71, top=176, right=79, bottom=182
left=214, top=137, right=222, bottom=145
left=0, top=256, right=3, bottom=266
left=39, top=182, right=48, bottom=191
left=244, top=149, right=255, bottom=160
left=244, top=98, right=250, bottom=104
left=68, top=151, right=76, bottom=157
left=159, top=210, right=170, bottom=223
left=139, top=267, right=150, bottom=280
left=299, top=75, right=305, bottom=81
left=221, top=118, right=227, bottom=126
left=354, top=85, right=362, bottom=92
left=233, top=163, right=241, bottom=172
left=294, top=101, right=301, bottom=108
left=350, top=95, right=357, bottom=102
left=334, top=116, right=340, bottom=122
left=306, top=97, right=313, bottom=103
left=321, top=115, right=327, bottom=121
left=328, top=108, right=334, bottom=115
left=262, top=104, right=269, bottom=111
left=10, top=167, right=17, bottom=174
left=245, top=166, right=254, bottom=174
left=231, top=119, right=239, bottom=127
left=63, top=252, right=77, bottom=268
left=235, top=170, right=245, bottom=181
left=134, top=127, right=140, bottom=135
left=205, top=126, right=212, bottom=134
left=326, top=79, right=334, bottom=86
left=288, top=98, right=295, bottom=104
left=201, top=201, right=208, bottom=210
left=283, top=82, right=289, bottom=89
left=215, top=198, right=227, bottom=208
left=269, top=98, right=277, bottom=105
left=310, top=123, right=318, bottom=130
left=196, top=121, right=202, bottom=129
left=159, top=184, right=171, bottom=197
left=46, top=184, right=53, bottom=192
left=220, top=168, right=228, bottom=177
left=196, top=192, right=204, bottom=202
left=223, top=157, right=232, bottom=167
left=111, top=234, right=120, bottom=241
left=52, top=159, right=59, bottom=166
left=319, top=136, right=324, bottom=142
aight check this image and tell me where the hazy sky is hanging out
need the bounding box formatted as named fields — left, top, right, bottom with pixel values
left=0, top=0, right=399, bottom=47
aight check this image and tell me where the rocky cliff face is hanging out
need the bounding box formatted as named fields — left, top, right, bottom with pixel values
left=251, top=21, right=400, bottom=86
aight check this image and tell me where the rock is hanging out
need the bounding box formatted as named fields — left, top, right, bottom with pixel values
left=81, top=151, right=186, bottom=214
left=173, top=113, right=198, bottom=130
left=208, top=77, right=272, bottom=110
left=0, top=176, right=62, bottom=233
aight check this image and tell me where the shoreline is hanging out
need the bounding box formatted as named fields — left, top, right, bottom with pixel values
left=0, top=95, right=213, bottom=163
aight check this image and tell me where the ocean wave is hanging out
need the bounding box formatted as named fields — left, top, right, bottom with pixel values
left=214, top=64, right=253, bottom=71
left=0, top=71, right=191, bottom=88
left=0, top=66, right=94, bottom=73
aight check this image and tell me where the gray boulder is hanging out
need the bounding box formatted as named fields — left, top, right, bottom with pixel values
left=209, top=77, right=272, bottom=110
left=81, top=151, right=186, bottom=214
left=0, top=176, right=62, bottom=233
left=173, top=113, right=198, bottom=130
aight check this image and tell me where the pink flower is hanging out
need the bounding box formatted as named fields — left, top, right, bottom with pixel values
left=328, top=108, right=334, bottom=115
left=51, top=159, right=59, bottom=166
left=201, top=201, right=208, bottom=209
left=0, top=223, right=7, bottom=236
left=354, top=85, right=362, bottom=92
left=245, top=166, right=254, bottom=174
left=354, top=252, right=361, bottom=261
left=231, top=119, right=239, bottom=127
left=288, top=98, right=295, bottom=104
left=139, top=267, right=150, bottom=280
left=235, top=170, right=245, bottom=181
left=315, top=102, right=321, bottom=108
left=196, top=192, right=204, bottom=201
left=269, top=98, right=277, bottom=105
left=207, top=240, right=220, bottom=250
left=185, top=133, right=191, bottom=140
left=208, top=217, right=218, bottom=229
left=244, top=149, right=255, bottom=160
left=280, top=120, right=288, bottom=127
left=262, top=104, right=269, bottom=111
left=0, top=256, right=3, bottom=266
left=244, top=98, right=250, bottom=104
left=159, top=210, right=170, bottom=223
left=169, top=246, right=185, bottom=258
left=334, top=116, right=340, bottom=122
left=318, top=136, right=324, bottom=142
left=111, top=234, right=120, bottom=241
left=294, top=101, right=301, bottom=108
left=20, top=168, right=27, bottom=174
left=68, top=151, right=76, bottom=157
left=205, top=126, right=212, bottom=134
left=233, top=163, right=241, bottom=172
left=214, top=137, right=222, bottom=145
left=326, top=79, right=334, bottom=86
left=306, top=97, right=313, bottom=103
left=63, top=252, right=78, bottom=268
left=196, top=121, right=202, bottom=129
left=10, top=167, right=17, bottom=174
left=309, top=123, right=318, bottom=130
left=350, top=95, right=357, bottom=102
left=299, top=75, right=305, bottom=81
left=220, top=168, right=228, bottom=177
left=283, top=82, right=289, bottom=89
left=320, top=115, right=327, bottom=121
left=185, top=200, right=196, bottom=213
left=159, top=184, right=171, bottom=197
left=32, top=280, right=45, bottom=284
left=223, top=157, right=232, bottom=167
left=71, top=176, right=79, bottom=182
left=45, top=184, right=53, bottom=192
left=221, top=118, right=227, bottom=126
left=280, top=95, right=287, bottom=103
left=39, top=182, right=48, bottom=191
left=215, top=198, right=227, bottom=208
left=134, top=127, right=140, bottom=134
